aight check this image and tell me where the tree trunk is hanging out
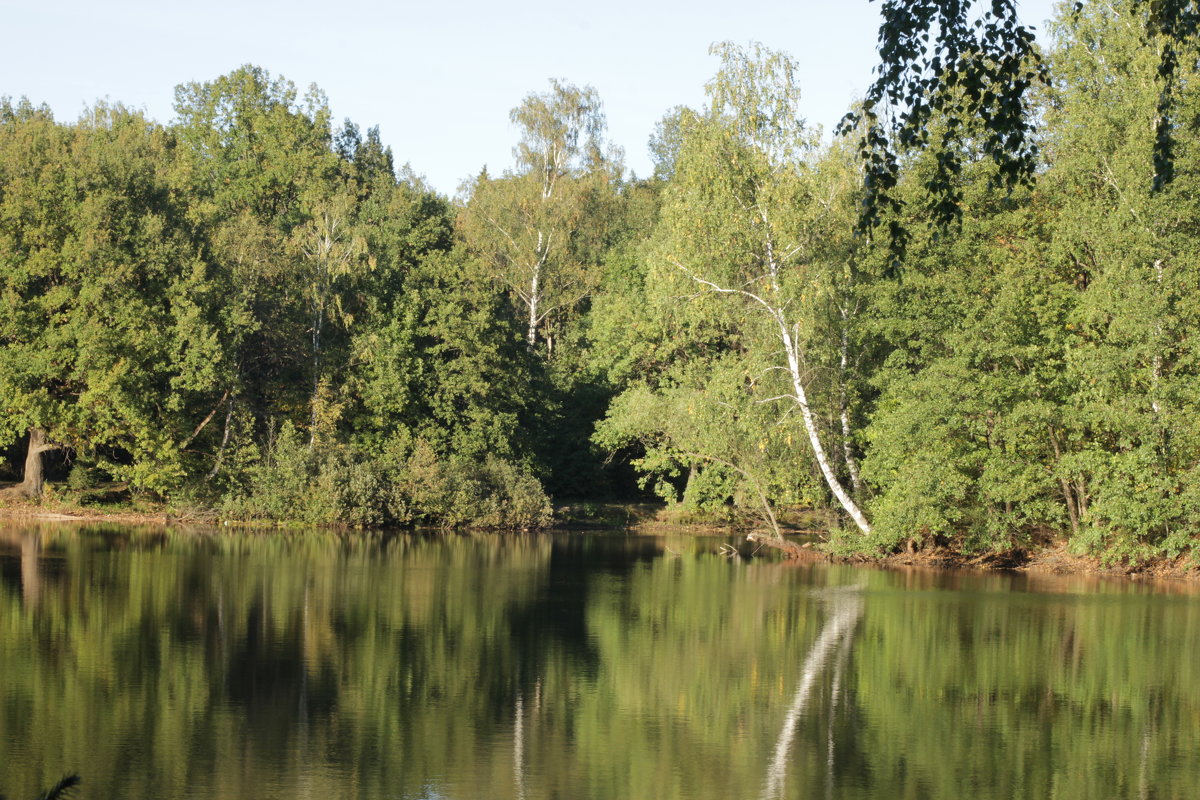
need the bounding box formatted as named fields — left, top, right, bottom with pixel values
left=18, top=427, right=58, bottom=500
left=527, top=257, right=542, bottom=346
left=838, top=316, right=862, bottom=496
left=207, top=400, right=234, bottom=479
left=746, top=531, right=812, bottom=558
left=780, top=325, right=872, bottom=535
left=1047, top=426, right=1079, bottom=537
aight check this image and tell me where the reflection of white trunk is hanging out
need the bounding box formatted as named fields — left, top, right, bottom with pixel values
left=514, top=692, right=527, bottom=800
left=762, top=591, right=863, bottom=800
left=826, top=625, right=852, bottom=800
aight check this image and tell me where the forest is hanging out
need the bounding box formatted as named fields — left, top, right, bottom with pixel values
left=3, top=0, right=1200, bottom=562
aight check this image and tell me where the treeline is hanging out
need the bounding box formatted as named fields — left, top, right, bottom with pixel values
left=0, top=69, right=564, bottom=527
left=4, top=2, right=1200, bottom=558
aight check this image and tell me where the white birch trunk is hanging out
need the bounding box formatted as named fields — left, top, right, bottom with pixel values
left=838, top=309, right=862, bottom=495
left=528, top=261, right=541, bottom=346
left=672, top=258, right=873, bottom=536
left=780, top=324, right=873, bottom=535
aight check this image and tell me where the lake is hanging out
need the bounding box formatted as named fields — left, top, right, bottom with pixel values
left=1, top=524, right=1198, bottom=799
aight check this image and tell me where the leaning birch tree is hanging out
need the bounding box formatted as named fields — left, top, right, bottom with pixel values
left=660, top=43, right=872, bottom=534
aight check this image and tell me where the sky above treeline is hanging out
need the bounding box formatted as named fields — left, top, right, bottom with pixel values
left=7, top=0, right=1061, bottom=197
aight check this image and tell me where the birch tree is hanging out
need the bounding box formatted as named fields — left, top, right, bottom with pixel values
left=290, top=185, right=369, bottom=438
left=459, top=80, right=619, bottom=351
left=657, top=43, right=872, bottom=534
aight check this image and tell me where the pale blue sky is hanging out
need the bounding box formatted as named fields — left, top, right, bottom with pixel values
left=4, top=0, right=1061, bottom=196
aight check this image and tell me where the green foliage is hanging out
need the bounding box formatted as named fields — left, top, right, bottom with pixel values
left=7, top=10, right=1200, bottom=553
left=65, top=463, right=102, bottom=494
left=595, top=357, right=818, bottom=525
left=221, top=429, right=552, bottom=530
left=844, top=0, right=1046, bottom=236
left=396, top=442, right=552, bottom=529
left=221, top=421, right=386, bottom=527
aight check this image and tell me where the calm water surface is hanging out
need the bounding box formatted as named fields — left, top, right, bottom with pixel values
left=1, top=524, right=1198, bottom=799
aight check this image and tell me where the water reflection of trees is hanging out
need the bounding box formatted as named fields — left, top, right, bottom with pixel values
left=2, top=527, right=1200, bottom=799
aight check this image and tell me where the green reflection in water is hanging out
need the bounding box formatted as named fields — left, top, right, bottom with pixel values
left=1, top=525, right=1198, bottom=799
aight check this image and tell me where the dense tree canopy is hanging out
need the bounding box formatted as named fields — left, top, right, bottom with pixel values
left=3, top=2, right=1200, bottom=561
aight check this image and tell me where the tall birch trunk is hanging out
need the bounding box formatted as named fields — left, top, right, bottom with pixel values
left=780, top=324, right=873, bottom=535
left=838, top=309, right=862, bottom=496
left=527, top=268, right=540, bottom=345
left=527, top=230, right=545, bottom=346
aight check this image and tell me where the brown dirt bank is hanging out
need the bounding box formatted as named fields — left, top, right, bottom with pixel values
left=821, top=539, right=1200, bottom=584
left=0, top=505, right=171, bottom=526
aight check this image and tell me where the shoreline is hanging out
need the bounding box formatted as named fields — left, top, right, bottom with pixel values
left=3, top=500, right=1198, bottom=584
left=0, top=504, right=172, bottom=526
left=841, top=540, right=1200, bottom=583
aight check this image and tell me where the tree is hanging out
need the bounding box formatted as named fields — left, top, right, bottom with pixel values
left=601, top=43, right=872, bottom=534
left=852, top=0, right=1200, bottom=558
left=459, top=80, right=620, bottom=350
left=1040, top=0, right=1200, bottom=556
left=842, top=0, right=1046, bottom=242
left=850, top=0, right=1200, bottom=241
left=171, top=65, right=341, bottom=468
left=0, top=102, right=204, bottom=496
left=289, top=184, right=370, bottom=438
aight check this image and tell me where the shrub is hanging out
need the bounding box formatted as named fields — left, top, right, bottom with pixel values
left=220, top=425, right=551, bottom=529
left=396, top=442, right=551, bottom=529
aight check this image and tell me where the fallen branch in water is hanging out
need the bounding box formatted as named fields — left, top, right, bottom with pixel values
left=746, top=531, right=813, bottom=559
left=0, top=774, right=81, bottom=800
left=35, top=775, right=81, bottom=800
